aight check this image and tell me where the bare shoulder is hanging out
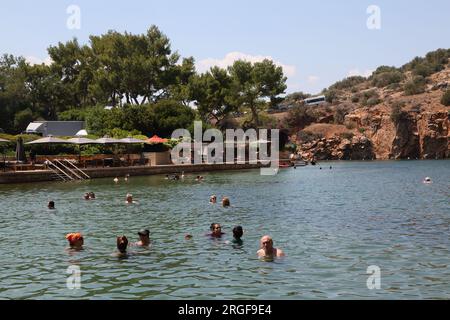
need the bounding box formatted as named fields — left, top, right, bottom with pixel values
left=276, top=248, right=285, bottom=257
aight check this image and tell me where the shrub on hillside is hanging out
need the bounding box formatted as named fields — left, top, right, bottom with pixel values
left=329, top=76, right=366, bottom=91
left=361, top=90, right=381, bottom=106
left=371, top=68, right=405, bottom=88
left=390, top=101, right=408, bottom=124
left=334, top=107, right=347, bottom=125
left=324, top=89, right=339, bottom=103
left=441, top=89, right=450, bottom=106
left=404, top=76, right=426, bottom=96
left=403, top=48, right=450, bottom=77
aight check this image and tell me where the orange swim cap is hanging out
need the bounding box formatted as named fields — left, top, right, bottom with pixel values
left=66, top=233, right=83, bottom=243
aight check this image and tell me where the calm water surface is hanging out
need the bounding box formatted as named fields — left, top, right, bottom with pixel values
left=0, top=161, right=449, bottom=299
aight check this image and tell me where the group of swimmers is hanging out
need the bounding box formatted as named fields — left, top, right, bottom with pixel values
left=65, top=225, right=284, bottom=259
left=209, top=195, right=230, bottom=207
left=65, top=229, right=151, bottom=258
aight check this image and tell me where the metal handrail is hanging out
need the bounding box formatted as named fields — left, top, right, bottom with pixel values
left=63, top=159, right=90, bottom=179
left=45, top=159, right=72, bottom=181
left=54, top=159, right=83, bottom=180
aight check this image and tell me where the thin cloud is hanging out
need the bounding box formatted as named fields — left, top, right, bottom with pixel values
left=348, top=68, right=373, bottom=78
left=197, top=51, right=296, bottom=77
left=307, top=75, right=320, bottom=84
left=25, top=56, right=53, bottom=66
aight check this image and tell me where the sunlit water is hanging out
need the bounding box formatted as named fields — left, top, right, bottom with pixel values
left=0, top=161, right=449, bottom=299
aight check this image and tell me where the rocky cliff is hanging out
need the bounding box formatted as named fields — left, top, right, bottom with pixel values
left=289, top=59, right=450, bottom=161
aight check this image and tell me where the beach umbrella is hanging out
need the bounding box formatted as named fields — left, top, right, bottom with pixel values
left=146, top=135, right=168, bottom=144
left=25, top=136, right=69, bottom=145
left=120, top=137, right=146, bottom=144
left=67, top=137, right=98, bottom=145
left=67, top=138, right=99, bottom=162
left=15, top=137, right=27, bottom=163
left=94, top=136, right=123, bottom=144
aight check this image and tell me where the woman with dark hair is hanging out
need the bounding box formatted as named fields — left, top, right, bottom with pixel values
left=116, top=235, right=129, bottom=257
left=208, top=223, right=225, bottom=238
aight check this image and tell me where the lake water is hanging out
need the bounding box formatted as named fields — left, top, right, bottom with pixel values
left=0, top=161, right=449, bottom=299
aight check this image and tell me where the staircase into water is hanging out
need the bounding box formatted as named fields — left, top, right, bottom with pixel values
left=45, top=159, right=90, bottom=182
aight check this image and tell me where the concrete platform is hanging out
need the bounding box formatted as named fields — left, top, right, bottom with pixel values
left=0, top=163, right=266, bottom=184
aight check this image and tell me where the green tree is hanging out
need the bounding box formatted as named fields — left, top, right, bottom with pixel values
left=228, top=59, right=287, bottom=127
left=189, top=66, right=236, bottom=126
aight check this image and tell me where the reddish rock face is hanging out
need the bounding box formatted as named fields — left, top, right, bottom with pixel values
left=296, top=109, right=449, bottom=161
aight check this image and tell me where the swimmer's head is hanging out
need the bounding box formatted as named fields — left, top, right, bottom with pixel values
left=117, top=235, right=128, bottom=253
left=233, top=226, right=243, bottom=239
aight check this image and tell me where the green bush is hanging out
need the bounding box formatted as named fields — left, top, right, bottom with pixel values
left=371, top=70, right=404, bottom=88
left=334, top=107, right=347, bottom=124
left=390, top=101, right=408, bottom=124
left=441, top=90, right=450, bottom=106
left=403, top=49, right=450, bottom=77
left=324, top=89, right=339, bottom=103
left=360, top=90, right=381, bottom=106
left=404, top=76, right=426, bottom=96
left=351, top=95, right=360, bottom=103
left=329, top=76, right=366, bottom=91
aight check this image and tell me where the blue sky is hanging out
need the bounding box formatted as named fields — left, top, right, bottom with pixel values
left=1, top=0, right=449, bottom=94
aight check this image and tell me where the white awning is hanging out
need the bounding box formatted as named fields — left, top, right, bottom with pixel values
left=75, top=129, right=88, bottom=136
left=26, top=122, right=44, bottom=133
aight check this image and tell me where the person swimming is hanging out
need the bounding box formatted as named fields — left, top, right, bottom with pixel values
left=83, top=193, right=90, bottom=200
left=232, top=226, right=244, bottom=245
left=222, top=197, right=230, bottom=207
left=257, top=235, right=285, bottom=259
left=66, top=233, right=84, bottom=250
left=116, top=235, right=129, bottom=257
left=48, top=201, right=55, bottom=210
left=89, top=192, right=96, bottom=199
left=114, top=177, right=119, bottom=183
left=423, top=177, right=433, bottom=184
left=208, top=223, right=225, bottom=238
left=134, top=229, right=151, bottom=247
left=185, top=234, right=193, bottom=240
left=210, top=195, right=217, bottom=204
left=124, top=174, right=130, bottom=182
left=125, top=193, right=135, bottom=204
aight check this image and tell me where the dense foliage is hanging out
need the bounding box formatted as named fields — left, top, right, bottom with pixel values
left=0, top=26, right=287, bottom=135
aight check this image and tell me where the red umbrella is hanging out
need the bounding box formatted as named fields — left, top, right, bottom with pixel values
left=147, top=135, right=168, bottom=144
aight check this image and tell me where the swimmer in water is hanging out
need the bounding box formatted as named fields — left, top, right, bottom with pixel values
left=208, top=223, right=225, bottom=238
left=116, top=235, right=129, bottom=258
left=125, top=193, right=136, bottom=204
left=66, top=233, right=84, bottom=250
left=210, top=195, right=217, bottom=204
left=232, top=226, right=244, bottom=245
left=89, top=192, right=96, bottom=199
left=257, top=235, right=285, bottom=259
left=48, top=201, right=55, bottom=210
left=185, top=234, right=193, bottom=240
left=423, top=177, right=432, bottom=184
left=134, top=229, right=151, bottom=247
left=114, top=177, right=119, bottom=183
left=222, top=197, right=230, bottom=207
left=83, top=193, right=90, bottom=200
